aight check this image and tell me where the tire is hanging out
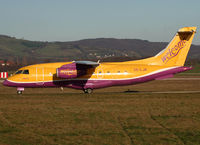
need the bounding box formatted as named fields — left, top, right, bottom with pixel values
left=84, top=88, right=93, bottom=94
left=17, top=91, right=22, bottom=95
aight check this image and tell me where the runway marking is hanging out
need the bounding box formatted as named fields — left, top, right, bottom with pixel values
left=124, top=90, right=200, bottom=94
left=180, top=73, right=200, bottom=75
left=163, top=78, right=200, bottom=80
left=151, top=91, right=200, bottom=94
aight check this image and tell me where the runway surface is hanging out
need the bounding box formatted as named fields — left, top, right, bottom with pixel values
left=1, top=77, right=200, bottom=94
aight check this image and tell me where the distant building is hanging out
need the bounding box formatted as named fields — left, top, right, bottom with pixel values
left=0, top=60, right=14, bottom=66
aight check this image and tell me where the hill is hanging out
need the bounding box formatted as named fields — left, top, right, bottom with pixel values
left=0, top=35, right=200, bottom=65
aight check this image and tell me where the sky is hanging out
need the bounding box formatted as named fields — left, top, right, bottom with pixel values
left=0, top=0, right=200, bottom=44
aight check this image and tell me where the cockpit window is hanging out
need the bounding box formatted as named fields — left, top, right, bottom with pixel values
left=23, top=70, right=29, bottom=74
left=15, top=69, right=29, bottom=75
left=15, top=70, right=23, bottom=74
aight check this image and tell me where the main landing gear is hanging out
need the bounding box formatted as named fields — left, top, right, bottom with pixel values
left=83, top=88, right=93, bottom=94
left=17, top=87, right=24, bottom=95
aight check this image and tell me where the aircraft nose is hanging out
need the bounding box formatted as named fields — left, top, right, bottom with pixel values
left=3, top=79, right=12, bottom=86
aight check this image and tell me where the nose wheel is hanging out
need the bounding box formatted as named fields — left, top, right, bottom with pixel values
left=83, top=88, right=93, bottom=94
left=17, top=87, right=24, bottom=95
left=17, top=90, right=23, bottom=95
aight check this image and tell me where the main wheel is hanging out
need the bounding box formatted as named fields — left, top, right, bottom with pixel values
left=83, top=88, right=93, bottom=94
left=17, top=90, right=22, bottom=95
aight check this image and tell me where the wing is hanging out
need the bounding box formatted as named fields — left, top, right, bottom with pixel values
left=73, top=61, right=99, bottom=67
left=57, top=61, right=99, bottom=79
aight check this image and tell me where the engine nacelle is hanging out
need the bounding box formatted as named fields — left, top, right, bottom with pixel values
left=57, top=68, right=77, bottom=79
left=57, top=63, right=86, bottom=79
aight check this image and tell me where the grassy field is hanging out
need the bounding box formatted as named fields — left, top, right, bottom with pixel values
left=0, top=76, right=200, bottom=145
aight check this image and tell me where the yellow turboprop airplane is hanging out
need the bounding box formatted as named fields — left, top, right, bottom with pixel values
left=3, top=27, right=197, bottom=94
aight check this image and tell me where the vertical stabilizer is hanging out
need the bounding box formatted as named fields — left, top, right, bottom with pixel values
left=154, top=27, right=196, bottom=66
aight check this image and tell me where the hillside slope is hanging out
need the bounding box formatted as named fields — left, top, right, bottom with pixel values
left=0, top=35, right=199, bottom=64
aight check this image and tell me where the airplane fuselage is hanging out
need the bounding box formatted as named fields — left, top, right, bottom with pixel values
left=3, top=62, right=191, bottom=90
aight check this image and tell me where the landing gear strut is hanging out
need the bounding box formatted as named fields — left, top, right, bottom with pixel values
left=83, top=88, right=93, bottom=94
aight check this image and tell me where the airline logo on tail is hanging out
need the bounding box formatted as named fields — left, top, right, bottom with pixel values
left=161, top=40, right=186, bottom=63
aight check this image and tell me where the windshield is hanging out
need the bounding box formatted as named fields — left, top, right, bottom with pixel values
left=15, top=70, right=23, bottom=74
left=23, top=70, right=29, bottom=74
left=15, top=70, right=29, bottom=75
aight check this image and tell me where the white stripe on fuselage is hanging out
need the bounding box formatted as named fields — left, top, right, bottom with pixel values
left=7, top=66, right=179, bottom=84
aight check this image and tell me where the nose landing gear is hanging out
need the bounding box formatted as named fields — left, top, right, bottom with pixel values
left=17, top=90, right=23, bottom=94
left=17, top=87, right=24, bottom=95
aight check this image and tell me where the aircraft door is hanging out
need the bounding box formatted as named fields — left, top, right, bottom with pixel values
left=36, top=67, right=44, bottom=86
